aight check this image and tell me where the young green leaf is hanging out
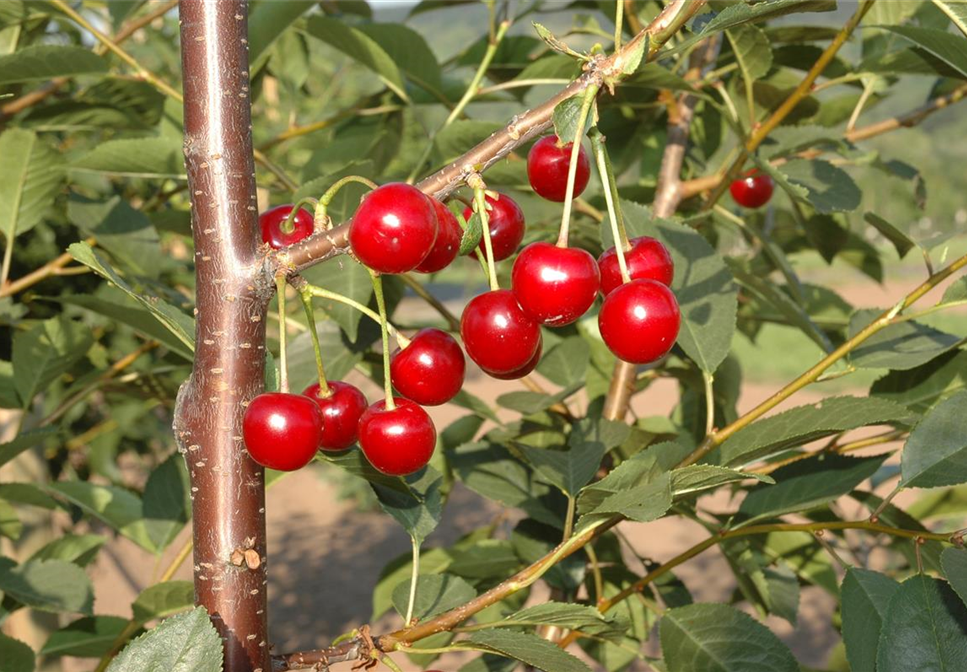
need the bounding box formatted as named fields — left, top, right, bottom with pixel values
left=901, top=391, right=967, bottom=488
left=0, top=128, right=64, bottom=242
left=107, top=607, right=222, bottom=672
left=863, top=212, right=917, bottom=259
left=0, top=558, right=94, bottom=614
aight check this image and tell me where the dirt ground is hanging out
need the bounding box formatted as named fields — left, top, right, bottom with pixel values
left=17, top=270, right=961, bottom=671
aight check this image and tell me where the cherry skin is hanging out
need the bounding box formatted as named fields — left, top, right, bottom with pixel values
left=527, top=135, right=591, bottom=202
left=416, top=199, right=462, bottom=273
left=242, top=392, right=324, bottom=471
left=349, top=183, right=438, bottom=274
left=259, top=204, right=314, bottom=249
left=484, top=337, right=542, bottom=380
left=461, top=289, right=541, bottom=375
left=599, top=279, right=681, bottom=364
left=463, top=193, right=525, bottom=262
left=511, top=242, right=600, bottom=327
left=598, top=236, right=674, bottom=296
left=729, top=171, right=774, bottom=209
left=358, top=398, right=436, bottom=476
left=303, top=381, right=368, bottom=451
left=391, top=328, right=465, bottom=406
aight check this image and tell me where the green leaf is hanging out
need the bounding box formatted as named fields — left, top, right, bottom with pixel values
left=495, top=603, right=628, bottom=642
left=248, top=0, right=316, bottom=69
left=132, top=581, right=195, bottom=625
left=942, top=276, right=967, bottom=305
left=356, top=23, right=442, bottom=90
left=107, top=608, right=222, bottom=672
left=460, top=629, right=591, bottom=672
left=768, top=158, right=862, bottom=213
left=660, top=602, right=798, bottom=672
left=391, top=573, right=476, bottom=621
left=12, top=316, right=93, bottom=408
left=305, top=16, right=408, bottom=101
left=871, top=350, right=967, bottom=413
left=497, top=383, right=582, bottom=416
left=519, top=443, right=601, bottom=498
left=69, top=243, right=195, bottom=355
left=31, top=534, right=104, bottom=567
left=739, top=454, right=888, bottom=524
left=902, top=391, right=967, bottom=488
left=42, top=616, right=132, bottom=658
left=841, top=568, right=899, bottom=672
left=848, top=309, right=961, bottom=371
left=533, top=22, right=584, bottom=60
left=457, top=210, right=483, bottom=256
left=670, top=465, right=773, bottom=498
left=941, top=547, right=967, bottom=609
left=68, top=195, right=162, bottom=278
left=0, top=558, right=93, bottom=614
left=447, top=539, right=520, bottom=580
left=719, top=396, right=914, bottom=467
left=142, top=455, right=191, bottom=552
left=933, top=0, right=967, bottom=38
left=0, top=499, right=20, bottom=540
left=47, top=481, right=156, bottom=553
left=0, top=427, right=57, bottom=469
left=552, top=95, right=594, bottom=146
left=607, top=203, right=737, bottom=373
left=863, top=212, right=917, bottom=259
left=728, top=24, right=772, bottom=83
left=303, top=257, right=373, bottom=342
left=371, top=547, right=453, bottom=621
left=0, top=128, right=65, bottom=241
left=876, top=25, right=967, bottom=80
left=585, top=472, right=672, bottom=524
left=372, top=466, right=443, bottom=544
left=0, top=483, right=57, bottom=510
left=71, top=136, right=185, bottom=178
left=536, top=337, right=589, bottom=388
left=0, top=44, right=107, bottom=84
left=0, top=632, right=33, bottom=672
left=876, top=575, right=967, bottom=672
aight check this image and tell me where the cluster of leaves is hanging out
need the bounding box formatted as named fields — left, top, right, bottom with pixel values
left=2, top=1, right=967, bottom=671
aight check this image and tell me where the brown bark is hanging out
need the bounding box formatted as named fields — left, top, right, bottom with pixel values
left=175, top=2, right=270, bottom=671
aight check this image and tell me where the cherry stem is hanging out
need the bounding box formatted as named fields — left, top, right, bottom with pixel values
left=299, top=289, right=330, bottom=396
left=304, top=284, right=409, bottom=349
left=556, top=83, right=599, bottom=248
left=275, top=275, right=289, bottom=393
left=470, top=179, right=499, bottom=291
left=405, top=536, right=420, bottom=626
left=281, top=196, right=319, bottom=235
left=590, top=129, right=632, bottom=283
left=613, top=0, right=624, bottom=51
left=315, top=175, right=379, bottom=229
left=368, top=269, right=396, bottom=410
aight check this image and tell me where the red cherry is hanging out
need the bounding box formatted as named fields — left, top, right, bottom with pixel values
left=462, top=193, right=525, bottom=262
left=527, top=135, right=591, bottom=202
left=598, top=236, right=674, bottom=296
left=484, top=337, right=543, bottom=380
left=511, top=242, right=600, bottom=327
left=303, top=381, right=368, bottom=451
left=259, top=204, right=314, bottom=249
left=242, top=393, right=324, bottom=471
left=391, top=328, right=465, bottom=406
left=358, top=398, right=436, bottom=476
left=460, top=289, right=541, bottom=375
left=598, top=279, right=681, bottom=364
left=349, top=183, right=438, bottom=273
left=729, top=171, right=774, bottom=209
left=416, top=199, right=462, bottom=273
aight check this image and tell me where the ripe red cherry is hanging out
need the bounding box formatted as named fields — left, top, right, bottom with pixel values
left=485, top=337, right=542, bottom=380
left=358, top=398, right=436, bottom=476
left=416, top=199, right=462, bottom=273
left=511, top=242, right=600, bottom=327
left=461, top=289, right=541, bottom=374
left=242, top=393, right=324, bottom=471
left=391, top=328, right=465, bottom=406
left=349, top=183, right=438, bottom=273
left=598, top=236, right=674, bottom=296
left=599, top=279, right=681, bottom=364
left=527, top=135, right=591, bottom=202
left=303, top=381, right=368, bottom=451
left=729, top=171, right=774, bottom=209
left=259, top=204, right=314, bottom=249
left=462, top=193, right=525, bottom=262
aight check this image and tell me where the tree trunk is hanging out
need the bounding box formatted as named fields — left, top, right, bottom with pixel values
left=175, top=2, right=270, bottom=671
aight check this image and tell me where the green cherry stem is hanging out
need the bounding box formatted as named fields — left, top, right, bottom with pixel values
left=470, top=177, right=499, bottom=291
left=369, top=269, right=396, bottom=409
left=556, top=84, right=599, bottom=248
left=590, top=130, right=631, bottom=283
left=304, top=284, right=409, bottom=348
left=404, top=536, right=421, bottom=626
left=281, top=196, right=319, bottom=235
left=314, top=175, right=379, bottom=229
left=299, top=288, right=330, bottom=396
left=613, top=0, right=624, bottom=51
left=275, top=275, right=289, bottom=393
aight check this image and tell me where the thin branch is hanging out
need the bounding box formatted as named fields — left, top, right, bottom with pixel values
left=0, top=237, right=96, bottom=297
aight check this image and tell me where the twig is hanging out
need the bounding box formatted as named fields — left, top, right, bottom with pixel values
left=0, top=237, right=96, bottom=297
